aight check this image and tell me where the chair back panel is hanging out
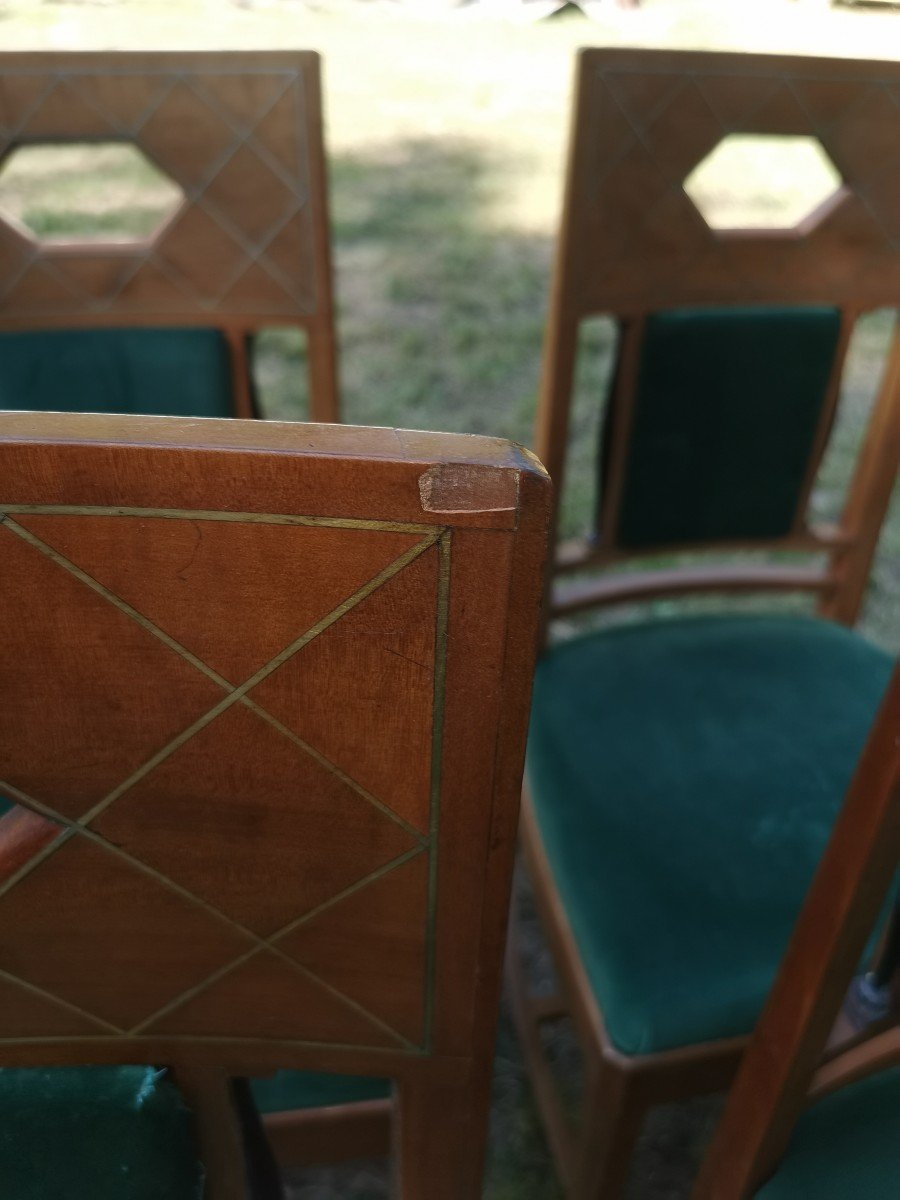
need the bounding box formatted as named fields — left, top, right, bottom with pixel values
left=540, top=49, right=900, bottom=624
left=567, top=49, right=900, bottom=315
left=0, top=412, right=549, bottom=1077
left=0, top=52, right=338, bottom=420
left=605, top=306, right=842, bottom=548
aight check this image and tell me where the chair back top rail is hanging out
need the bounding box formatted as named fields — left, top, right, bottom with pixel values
left=0, top=51, right=339, bottom=419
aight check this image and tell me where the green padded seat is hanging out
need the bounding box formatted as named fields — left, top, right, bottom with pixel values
left=0, top=328, right=234, bottom=417
left=0, top=1066, right=203, bottom=1199
left=251, top=1070, right=391, bottom=1114
left=526, top=614, right=892, bottom=1057
left=611, top=306, right=842, bottom=548
left=756, top=1069, right=900, bottom=1197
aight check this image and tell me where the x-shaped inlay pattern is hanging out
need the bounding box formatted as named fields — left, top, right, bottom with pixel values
left=580, top=58, right=900, bottom=309
left=0, top=64, right=319, bottom=318
left=0, top=505, right=451, bottom=1054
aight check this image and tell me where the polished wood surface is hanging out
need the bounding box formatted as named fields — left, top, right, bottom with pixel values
left=0, top=411, right=551, bottom=1197
left=693, top=667, right=900, bottom=1199
left=0, top=52, right=339, bottom=421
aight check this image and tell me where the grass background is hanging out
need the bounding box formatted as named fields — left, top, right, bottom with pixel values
left=0, top=0, right=898, bottom=1194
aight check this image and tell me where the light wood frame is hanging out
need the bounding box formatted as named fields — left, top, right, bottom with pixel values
left=512, top=47, right=900, bottom=1199
left=0, top=411, right=550, bottom=1199
left=692, top=666, right=900, bottom=1198
left=0, top=52, right=339, bottom=421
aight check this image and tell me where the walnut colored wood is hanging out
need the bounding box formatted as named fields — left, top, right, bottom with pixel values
left=519, top=51, right=900, bottom=1194
left=0, top=410, right=551, bottom=1196
left=0, top=51, right=339, bottom=421
left=692, top=667, right=900, bottom=1199
left=535, top=48, right=900, bottom=621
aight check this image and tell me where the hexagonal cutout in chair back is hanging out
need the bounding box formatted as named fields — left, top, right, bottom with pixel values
left=684, top=134, right=843, bottom=233
left=0, top=141, right=185, bottom=245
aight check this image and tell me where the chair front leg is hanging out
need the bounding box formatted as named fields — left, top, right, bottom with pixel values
left=573, top=1058, right=645, bottom=1200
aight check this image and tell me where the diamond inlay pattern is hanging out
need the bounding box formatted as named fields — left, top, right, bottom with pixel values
left=0, top=506, right=446, bottom=1052
left=0, top=61, right=320, bottom=319
left=577, top=55, right=900, bottom=311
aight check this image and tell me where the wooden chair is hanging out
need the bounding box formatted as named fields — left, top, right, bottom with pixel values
left=0, top=409, right=550, bottom=1198
left=0, top=51, right=337, bottom=421
left=508, top=47, right=900, bottom=1197
left=692, top=665, right=900, bottom=1199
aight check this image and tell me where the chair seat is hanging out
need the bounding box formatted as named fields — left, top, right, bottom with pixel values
left=526, top=614, right=893, bottom=1056
left=756, top=1068, right=900, bottom=1197
left=0, top=1066, right=203, bottom=1199
left=0, top=328, right=235, bottom=417
left=251, top=1070, right=391, bottom=1113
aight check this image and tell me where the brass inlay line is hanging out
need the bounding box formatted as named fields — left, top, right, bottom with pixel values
left=0, top=780, right=418, bottom=1051
left=0, top=964, right=124, bottom=1036
left=0, top=1033, right=425, bottom=1056
left=129, top=845, right=425, bottom=1042
left=0, top=826, right=77, bottom=906
left=2, top=515, right=432, bottom=842
left=268, top=844, right=425, bottom=938
left=3, top=524, right=440, bottom=829
left=1, top=510, right=447, bottom=1052
left=125, top=943, right=272, bottom=1037
left=0, top=516, right=235, bottom=692
left=264, top=941, right=417, bottom=1052
left=242, top=700, right=427, bottom=845
left=0, top=505, right=437, bottom=536
left=423, top=529, right=452, bottom=1052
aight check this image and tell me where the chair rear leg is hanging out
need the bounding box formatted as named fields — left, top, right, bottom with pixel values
left=393, top=1069, right=490, bottom=1200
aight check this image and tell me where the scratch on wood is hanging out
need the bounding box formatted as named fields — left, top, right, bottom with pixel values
left=418, top=463, right=518, bottom=515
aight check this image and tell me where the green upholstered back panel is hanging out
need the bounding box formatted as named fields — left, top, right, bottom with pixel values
left=0, top=1066, right=203, bottom=1199
left=607, top=307, right=842, bottom=549
left=251, top=1069, right=391, bottom=1114
left=756, top=1068, right=900, bottom=1198
left=0, top=328, right=234, bottom=418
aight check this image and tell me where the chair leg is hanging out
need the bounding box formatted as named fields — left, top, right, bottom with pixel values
left=572, top=1060, right=645, bottom=1200
left=393, top=1070, right=489, bottom=1200
left=173, top=1065, right=248, bottom=1200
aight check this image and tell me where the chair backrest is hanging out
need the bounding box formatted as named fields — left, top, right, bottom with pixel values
left=539, top=48, right=900, bottom=627
left=0, top=51, right=338, bottom=421
left=0, top=411, right=550, bottom=1196
left=692, top=664, right=900, bottom=1199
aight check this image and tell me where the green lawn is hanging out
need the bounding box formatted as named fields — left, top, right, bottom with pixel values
left=1, top=2, right=898, bottom=1194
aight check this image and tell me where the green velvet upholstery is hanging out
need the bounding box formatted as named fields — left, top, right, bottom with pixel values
left=0, top=328, right=234, bottom=417
left=251, top=1070, right=391, bottom=1114
left=756, top=1069, right=900, bottom=1198
left=526, top=614, right=892, bottom=1057
left=0, top=1066, right=203, bottom=1199
left=610, top=307, right=842, bottom=548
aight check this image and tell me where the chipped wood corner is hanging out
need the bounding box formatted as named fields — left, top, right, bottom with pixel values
left=417, top=463, right=520, bottom=517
